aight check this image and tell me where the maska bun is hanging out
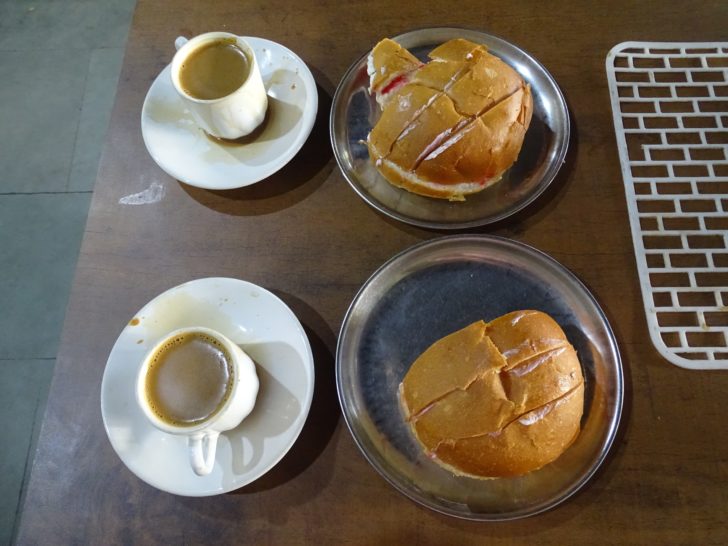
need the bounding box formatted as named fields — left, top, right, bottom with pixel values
left=367, top=38, right=533, bottom=201
left=399, top=311, right=584, bottom=478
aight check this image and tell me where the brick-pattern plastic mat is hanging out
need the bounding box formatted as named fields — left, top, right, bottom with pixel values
left=606, top=41, right=728, bottom=369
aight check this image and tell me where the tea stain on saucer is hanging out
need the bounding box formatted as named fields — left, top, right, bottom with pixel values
left=134, top=289, right=242, bottom=345
left=145, top=90, right=197, bottom=130
left=202, top=94, right=303, bottom=167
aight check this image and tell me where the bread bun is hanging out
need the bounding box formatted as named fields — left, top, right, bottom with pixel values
left=366, top=38, right=533, bottom=201
left=399, top=311, right=584, bottom=478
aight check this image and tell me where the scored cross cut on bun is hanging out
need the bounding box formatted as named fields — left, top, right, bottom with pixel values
left=366, top=38, right=533, bottom=201
left=399, top=311, right=584, bottom=479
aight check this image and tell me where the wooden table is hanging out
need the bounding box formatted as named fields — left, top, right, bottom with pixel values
left=17, top=1, right=728, bottom=543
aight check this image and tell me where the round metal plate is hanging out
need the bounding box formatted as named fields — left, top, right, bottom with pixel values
left=336, top=236, right=623, bottom=520
left=330, top=27, right=570, bottom=229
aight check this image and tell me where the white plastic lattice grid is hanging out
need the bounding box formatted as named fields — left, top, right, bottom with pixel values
left=606, top=41, right=728, bottom=370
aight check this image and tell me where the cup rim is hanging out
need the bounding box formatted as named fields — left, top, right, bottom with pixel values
left=170, top=32, right=257, bottom=104
left=136, top=326, right=241, bottom=435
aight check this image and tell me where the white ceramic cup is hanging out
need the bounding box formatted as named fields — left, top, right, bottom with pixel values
left=136, top=326, right=259, bottom=476
left=171, top=32, right=268, bottom=139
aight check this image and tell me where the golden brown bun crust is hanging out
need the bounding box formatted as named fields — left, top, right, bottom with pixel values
left=399, top=311, right=584, bottom=478
left=414, top=87, right=532, bottom=187
left=400, top=320, right=503, bottom=416
left=434, top=385, right=584, bottom=478
left=368, top=38, right=421, bottom=95
left=428, top=38, right=483, bottom=61
left=366, top=38, right=533, bottom=201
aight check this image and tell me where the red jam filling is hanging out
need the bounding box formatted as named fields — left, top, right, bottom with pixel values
left=381, top=74, right=407, bottom=96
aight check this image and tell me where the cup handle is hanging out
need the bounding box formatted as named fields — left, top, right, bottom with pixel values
left=174, top=36, right=188, bottom=51
left=188, top=431, right=220, bottom=476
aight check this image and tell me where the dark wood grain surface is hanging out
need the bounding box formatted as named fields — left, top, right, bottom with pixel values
left=17, top=1, right=728, bottom=544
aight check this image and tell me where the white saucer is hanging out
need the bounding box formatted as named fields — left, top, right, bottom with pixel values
left=141, top=37, right=318, bottom=190
left=100, top=277, right=315, bottom=496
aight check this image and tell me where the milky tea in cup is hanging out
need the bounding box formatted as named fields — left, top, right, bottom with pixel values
left=178, top=38, right=251, bottom=101
left=137, top=327, right=259, bottom=476
left=144, top=330, right=233, bottom=426
left=171, top=32, right=268, bottom=139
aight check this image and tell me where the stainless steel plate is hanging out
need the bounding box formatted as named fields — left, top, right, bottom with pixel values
left=336, top=236, right=623, bottom=520
left=330, top=28, right=570, bottom=229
